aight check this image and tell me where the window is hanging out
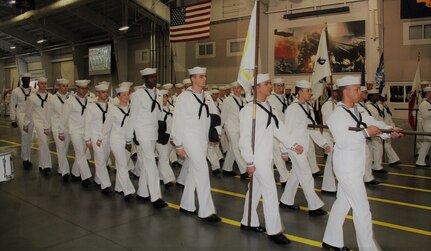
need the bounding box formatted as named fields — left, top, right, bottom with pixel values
left=403, top=20, right=431, bottom=45
left=196, top=42, right=215, bottom=59
left=226, top=38, right=245, bottom=56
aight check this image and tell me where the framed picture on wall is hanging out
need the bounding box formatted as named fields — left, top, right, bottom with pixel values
left=135, top=49, right=150, bottom=64
left=274, top=20, right=365, bottom=75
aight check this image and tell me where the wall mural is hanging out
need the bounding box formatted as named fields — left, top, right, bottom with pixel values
left=274, top=20, right=365, bottom=75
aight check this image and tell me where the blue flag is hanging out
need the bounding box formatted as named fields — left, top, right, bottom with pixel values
left=375, top=53, right=384, bottom=95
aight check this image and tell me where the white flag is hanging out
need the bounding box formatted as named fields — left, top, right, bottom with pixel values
left=411, top=60, right=422, bottom=104
left=310, top=28, right=331, bottom=100
left=237, top=1, right=257, bottom=101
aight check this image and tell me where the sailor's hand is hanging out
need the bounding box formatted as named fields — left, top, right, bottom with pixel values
left=23, top=126, right=28, bottom=133
left=59, top=133, right=65, bottom=141
left=294, top=144, right=304, bottom=154
left=86, top=141, right=92, bottom=149
left=366, top=125, right=381, bottom=137
left=176, top=148, right=186, bottom=158
left=324, top=145, right=331, bottom=153
left=391, top=128, right=403, bottom=139
left=44, top=129, right=50, bottom=136
left=282, top=155, right=289, bottom=161
left=11, top=121, right=18, bottom=128
left=247, top=166, right=256, bottom=177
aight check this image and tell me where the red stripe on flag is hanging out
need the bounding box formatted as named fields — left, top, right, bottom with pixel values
left=170, top=23, right=210, bottom=32
left=170, top=35, right=210, bottom=43
left=186, top=11, right=211, bottom=19
left=184, top=0, right=211, bottom=8
left=170, top=29, right=210, bottom=38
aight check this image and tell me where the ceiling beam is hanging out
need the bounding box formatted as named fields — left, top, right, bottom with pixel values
left=0, top=38, right=19, bottom=53
left=1, top=29, right=42, bottom=49
left=0, top=0, right=98, bottom=30
left=31, top=19, right=79, bottom=43
left=69, top=6, right=121, bottom=35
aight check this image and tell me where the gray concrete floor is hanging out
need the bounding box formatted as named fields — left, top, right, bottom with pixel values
left=0, top=117, right=430, bottom=250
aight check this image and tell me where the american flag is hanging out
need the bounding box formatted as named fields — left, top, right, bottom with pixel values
left=170, top=1, right=211, bottom=43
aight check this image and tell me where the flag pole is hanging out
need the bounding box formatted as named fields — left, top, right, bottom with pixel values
left=248, top=0, right=260, bottom=228
left=413, top=52, right=420, bottom=156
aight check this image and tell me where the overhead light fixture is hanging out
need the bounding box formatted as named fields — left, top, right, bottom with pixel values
left=283, top=6, right=350, bottom=20
left=119, top=0, right=129, bottom=32
left=10, top=46, right=16, bottom=49
left=37, top=38, right=47, bottom=44
left=119, top=25, right=129, bottom=31
left=9, top=0, right=16, bottom=4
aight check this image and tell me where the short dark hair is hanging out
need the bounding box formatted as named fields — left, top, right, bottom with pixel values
left=295, top=87, right=304, bottom=94
left=337, top=86, right=347, bottom=100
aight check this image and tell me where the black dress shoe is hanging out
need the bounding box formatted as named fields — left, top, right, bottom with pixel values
left=152, top=198, right=168, bottom=208
left=416, top=164, right=430, bottom=168
left=308, top=208, right=328, bottom=216
left=81, top=179, right=92, bottom=188
left=372, top=169, right=388, bottom=174
left=312, top=171, right=323, bottom=178
left=70, top=175, right=81, bottom=182
left=321, top=190, right=337, bottom=195
left=179, top=207, right=198, bottom=214
left=268, top=233, right=290, bottom=245
left=101, top=187, right=113, bottom=195
left=23, top=160, right=32, bottom=169
left=125, top=194, right=134, bottom=202
left=223, top=170, right=237, bottom=176
left=279, top=202, right=300, bottom=210
left=240, top=224, right=266, bottom=233
left=165, top=182, right=174, bottom=189
left=389, top=161, right=401, bottom=167
left=240, top=172, right=249, bottom=180
left=43, top=168, right=51, bottom=176
left=202, top=214, right=221, bottom=223
left=136, top=195, right=151, bottom=202
left=62, top=174, right=70, bottom=183
left=365, top=179, right=380, bottom=185
left=322, top=242, right=350, bottom=250
left=212, top=169, right=221, bottom=175
left=219, top=159, right=224, bottom=167
left=280, top=182, right=286, bottom=187
left=176, top=182, right=185, bottom=188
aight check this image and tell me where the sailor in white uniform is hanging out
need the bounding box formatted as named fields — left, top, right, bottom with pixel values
left=126, top=68, right=167, bottom=208
left=59, top=80, right=92, bottom=187
left=266, top=77, right=290, bottom=186
left=48, top=78, right=75, bottom=182
left=156, top=89, right=176, bottom=188
left=416, top=86, right=431, bottom=167
left=171, top=66, right=221, bottom=223
left=99, top=84, right=136, bottom=201
left=280, top=80, right=330, bottom=216
left=10, top=72, right=34, bottom=169
left=322, top=76, right=402, bottom=251
left=221, top=81, right=247, bottom=178
left=379, top=95, right=401, bottom=166
left=320, top=84, right=341, bottom=193
left=218, top=86, right=229, bottom=154
left=23, top=77, right=52, bottom=175
left=207, top=89, right=223, bottom=174
left=84, top=82, right=113, bottom=195
left=366, top=89, right=388, bottom=174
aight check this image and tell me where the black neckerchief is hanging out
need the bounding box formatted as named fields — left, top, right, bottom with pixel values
left=341, top=105, right=368, bottom=128
left=298, top=102, right=316, bottom=125
left=371, top=102, right=385, bottom=118
left=36, top=93, right=48, bottom=108
left=232, top=95, right=244, bottom=111
left=163, top=107, right=173, bottom=122
left=144, top=89, right=161, bottom=112
left=74, top=96, right=87, bottom=116
left=96, top=102, right=109, bottom=123
left=273, top=93, right=287, bottom=113
left=57, top=94, right=65, bottom=104
left=168, top=99, right=175, bottom=107
left=358, top=102, right=372, bottom=116
left=117, top=106, right=130, bottom=127
left=20, top=87, right=31, bottom=101
left=383, top=104, right=392, bottom=116
left=189, top=90, right=209, bottom=119
left=256, top=102, right=279, bottom=128
left=216, top=102, right=221, bottom=114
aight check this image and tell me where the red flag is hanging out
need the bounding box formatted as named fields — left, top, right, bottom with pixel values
left=408, top=60, right=421, bottom=130
left=169, top=1, right=211, bottom=43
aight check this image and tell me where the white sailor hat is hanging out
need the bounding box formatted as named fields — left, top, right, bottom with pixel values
left=336, top=76, right=360, bottom=87
left=115, top=86, right=130, bottom=94
left=332, top=84, right=339, bottom=90
left=421, top=81, right=430, bottom=85
left=224, top=84, right=231, bottom=89
left=368, top=89, right=379, bottom=94
left=257, top=73, right=270, bottom=85
left=98, top=81, right=110, bottom=86
left=140, top=68, right=157, bottom=76
left=188, top=66, right=206, bottom=75
left=56, top=78, right=69, bottom=85
left=95, top=83, right=110, bottom=91
left=423, top=86, right=431, bottom=92
left=230, top=81, right=241, bottom=88
left=295, top=80, right=311, bottom=89
left=360, top=86, right=368, bottom=92
left=211, top=89, right=220, bottom=94
left=75, top=80, right=91, bottom=87
left=219, top=86, right=227, bottom=91
left=158, top=89, right=168, bottom=96
left=175, top=83, right=185, bottom=89
left=163, top=83, right=173, bottom=90
left=273, top=78, right=284, bottom=85
left=22, top=72, right=31, bottom=78
left=183, top=78, right=192, bottom=85
left=38, top=77, right=48, bottom=82
left=118, top=81, right=133, bottom=88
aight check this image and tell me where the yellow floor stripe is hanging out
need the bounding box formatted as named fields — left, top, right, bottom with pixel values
left=380, top=183, right=431, bottom=193
left=165, top=202, right=323, bottom=248
left=387, top=172, right=431, bottom=180
left=212, top=185, right=431, bottom=237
